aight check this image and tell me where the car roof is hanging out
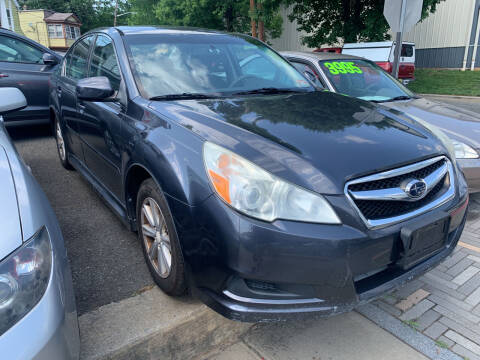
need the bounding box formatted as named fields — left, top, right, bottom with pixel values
left=280, top=51, right=365, bottom=61
left=343, top=41, right=414, bottom=48
left=98, top=26, right=231, bottom=36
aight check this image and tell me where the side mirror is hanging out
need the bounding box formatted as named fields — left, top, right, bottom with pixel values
left=304, top=71, right=317, bottom=82
left=0, top=88, right=27, bottom=115
left=76, top=76, right=114, bottom=101
left=42, top=52, right=58, bottom=66
left=303, top=71, right=324, bottom=89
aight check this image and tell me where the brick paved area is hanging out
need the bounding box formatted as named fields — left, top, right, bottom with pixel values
left=369, top=194, right=480, bottom=360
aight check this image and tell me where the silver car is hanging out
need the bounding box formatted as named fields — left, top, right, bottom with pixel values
left=0, top=88, right=79, bottom=359
left=281, top=51, right=480, bottom=193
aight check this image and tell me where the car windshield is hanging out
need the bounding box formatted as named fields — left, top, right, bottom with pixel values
left=124, top=33, right=314, bottom=99
left=319, top=59, right=415, bottom=102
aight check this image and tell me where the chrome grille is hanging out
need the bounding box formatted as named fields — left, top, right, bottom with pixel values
left=345, top=156, right=455, bottom=228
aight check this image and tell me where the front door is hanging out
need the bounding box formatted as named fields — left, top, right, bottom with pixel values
left=78, top=34, right=124, bottom=201
left=59, top=35, right=95, bottom=161
left=0, top=34, right=55, bottom=123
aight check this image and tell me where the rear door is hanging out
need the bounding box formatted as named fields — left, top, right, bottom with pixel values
left=58, top=35, right=95, bottom=161
left=77, top=34, right=124, bottom=200
left=0, top=34, right=56, bottom=123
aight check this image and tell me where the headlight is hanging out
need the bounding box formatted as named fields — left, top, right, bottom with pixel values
left=203, top=142, right=340, bottom=224
left=451, top=140, right=479, bottom=159
left=0, top=228, right=52, bottom=336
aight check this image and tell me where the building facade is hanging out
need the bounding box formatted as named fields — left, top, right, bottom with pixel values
left=18, top=10, right=81, bottom=51
left=0, top=0, right=23, bottom=35
left=401, top=0, right=479, bottom=69
left=271, top=0, right=480, bottom=69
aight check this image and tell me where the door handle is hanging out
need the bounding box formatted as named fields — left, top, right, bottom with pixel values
left=0, top=73, right=9, bottom=78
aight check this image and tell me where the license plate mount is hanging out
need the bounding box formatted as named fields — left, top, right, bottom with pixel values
left=399, top=213, right=450, bottom=270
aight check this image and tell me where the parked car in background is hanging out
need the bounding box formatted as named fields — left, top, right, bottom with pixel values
left=0, top=28, right=61, bottom=126
left=314, top=47, right=342, bottom=54
left=0, top=88, right=79, bottom=359
left=50, top=26, right=468, bottom=322
left=342, top=41, right=415, bottom=83
left=282, top=51, right=480, bottom=193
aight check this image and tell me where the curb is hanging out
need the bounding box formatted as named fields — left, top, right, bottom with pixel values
left=79, top=287, right=251, bottom=360
left=357, top=304, right=462, bottom=360
left=421, top=94, right=480, bottom=100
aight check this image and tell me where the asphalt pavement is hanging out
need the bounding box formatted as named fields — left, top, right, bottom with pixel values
left=8, top=125, right=153, bottom=315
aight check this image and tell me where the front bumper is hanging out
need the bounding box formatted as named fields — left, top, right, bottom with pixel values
left=458, top=158, right=480, bottom=193
left=170, top=181, right=468, bottom=322
left=0, top=226, right=80, bottom=360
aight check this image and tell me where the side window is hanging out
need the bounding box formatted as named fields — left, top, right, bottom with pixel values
left=66, top=35, right=93, bottom=80
left=401, top=45, right=413, bottom=58
left=89, top=35, right=121, bottom=91
left=0, top=35, right=44, bottom=63
left=291, top=61, right=324, bottom=88
left=240, top=55, right=276, bottom=81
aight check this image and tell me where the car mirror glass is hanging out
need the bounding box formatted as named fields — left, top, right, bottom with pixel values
left=0, top=88, right=27, bottom=115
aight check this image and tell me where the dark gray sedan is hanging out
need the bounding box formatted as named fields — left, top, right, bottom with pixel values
left=282, top=51, right=480, bottom=193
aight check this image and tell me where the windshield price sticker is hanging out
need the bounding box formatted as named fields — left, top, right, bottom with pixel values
left=324, top=62, right=363, bottom=75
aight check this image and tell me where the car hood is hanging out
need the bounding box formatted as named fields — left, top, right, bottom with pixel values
left=149, top=91, right=449, bottom=195
left=383, top=97, right=480, bottom=149
left=0, top=145, right=22, bottom=261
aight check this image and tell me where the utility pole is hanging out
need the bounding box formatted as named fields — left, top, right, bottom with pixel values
left=392, top=0, right=406, bottom=79
left=257, top=1, right=264, bottom=41
left=250, top=0, right=257, bottom=38
left=113, top=0, right=119, bottom=27
left=384, top=0, right=423, bottom=79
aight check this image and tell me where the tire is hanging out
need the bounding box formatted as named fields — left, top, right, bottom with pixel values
left=136, top=178, right=186, bottom=296
left=54, top=116, right=74, bottom=170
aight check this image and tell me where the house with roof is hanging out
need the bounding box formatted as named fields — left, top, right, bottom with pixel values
left=0, top=0, right=23, bottom=34
left=18, top=9, right=81, bottom=50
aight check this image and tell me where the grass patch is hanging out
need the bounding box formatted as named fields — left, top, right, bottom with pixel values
left=383, top=293, right=399, bottom=301
left=403, top=319, right=419, bottom=330
left=435, top=340, right=449, bottom=349
left=407, top=69, right=480, bottom=96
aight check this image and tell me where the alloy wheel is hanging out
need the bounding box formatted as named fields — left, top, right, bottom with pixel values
left=56, top=121, right=66, bottom=161
left=141, top=197, right=172, bottom=278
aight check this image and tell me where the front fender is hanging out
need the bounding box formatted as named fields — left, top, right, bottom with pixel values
left=124, top=110, right=213, bottom=208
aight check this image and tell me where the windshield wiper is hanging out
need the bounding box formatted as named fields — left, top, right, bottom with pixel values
left=371, top=95, right=412, bottom=103
left=232, top=88, right=306, bottom=96
left=149, top=93, right=220, bottom=101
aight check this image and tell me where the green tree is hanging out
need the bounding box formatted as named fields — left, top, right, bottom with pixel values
left=128, top=0, right=158, bottom=26
left=18, top=0, right=130, bottom=32
left=128, top=0, right=283, bottom=41
left=284, top=0, right=445, bottom=47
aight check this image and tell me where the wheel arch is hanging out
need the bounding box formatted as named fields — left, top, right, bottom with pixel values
left=49, top=106, right=57, bottom=132
left=124, top=163, right=156, bottom=231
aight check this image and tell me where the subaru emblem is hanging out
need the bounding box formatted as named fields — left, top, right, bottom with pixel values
left=405, top=179, right=427, bottom=199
